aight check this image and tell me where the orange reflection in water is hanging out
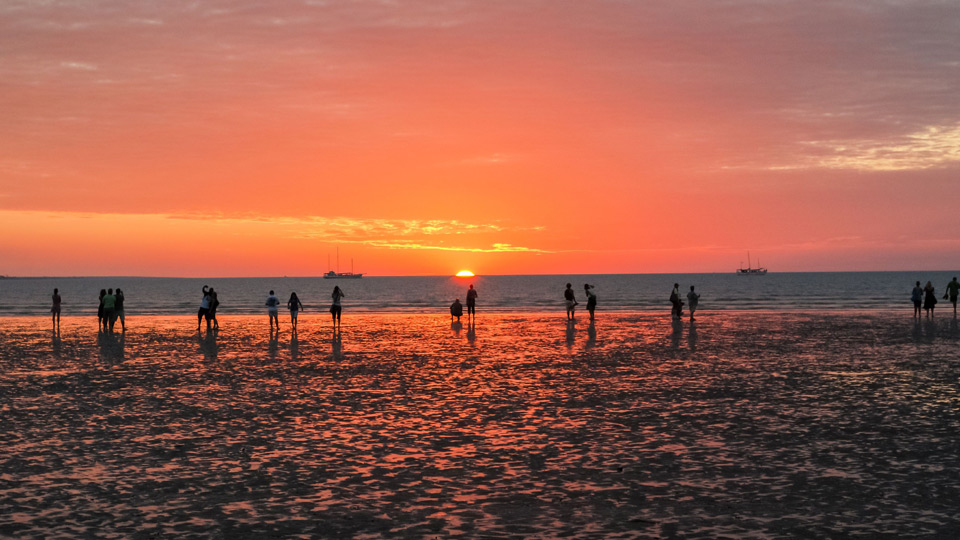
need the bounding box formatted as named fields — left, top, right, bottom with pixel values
left=1, top=313, right=959, bottom=537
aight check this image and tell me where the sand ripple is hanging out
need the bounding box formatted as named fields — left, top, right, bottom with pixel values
left=1, top=313, right=959, bottom=538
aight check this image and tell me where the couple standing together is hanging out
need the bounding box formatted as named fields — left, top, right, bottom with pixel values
left=671, top=284, right=700, bottom=321
left=450, top=284, right=478, bottom=322
left=564, top=283, right=598, bottom=320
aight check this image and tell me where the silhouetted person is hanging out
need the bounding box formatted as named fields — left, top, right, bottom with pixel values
left=670, top=283, right=684, bottom=319
left=51, top=288, right=61, bottom=330
left=98, top=289, right=106, bottom=331
left=564, top=283, right=577, bottom=320
left=923, top=281, right=937, bottom=318
left=945, top=277, right=959, bottom=317
left=687, top=285, right=700, bottom=322
left=331, top=286, right=344, bottom=329
left=115, top=288, right=126, bottom=332
left=266, top=290, right=281, bottom=330
left=584, top=284, right=597, bottom=320
left=451, top=298, right=463, bottom=322
left=198, top=286, right=212, bottom=331
left=102, top=288, right=117, bottom=332
left=208, top=287, right=220, bottom=330
left=912, top=281, right=924, bottom=319
left=466, top=284, right=478, bottom=318
left=288, top=292, right=304, bottom=330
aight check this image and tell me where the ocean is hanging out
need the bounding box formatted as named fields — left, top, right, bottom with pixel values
left=1, top=271, right=956, bottom=316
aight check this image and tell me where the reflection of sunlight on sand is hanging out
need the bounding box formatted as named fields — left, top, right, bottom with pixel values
left=1, top=312, right=959, bottom=537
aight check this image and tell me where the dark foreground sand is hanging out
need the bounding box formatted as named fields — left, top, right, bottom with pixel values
left=1, top=312, right=959, bottom=538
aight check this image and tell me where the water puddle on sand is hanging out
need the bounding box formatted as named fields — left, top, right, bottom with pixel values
left=1, top=313, right=959, bottom=537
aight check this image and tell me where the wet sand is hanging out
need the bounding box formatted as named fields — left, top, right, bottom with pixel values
left=2, top=312, right=959, bottom=538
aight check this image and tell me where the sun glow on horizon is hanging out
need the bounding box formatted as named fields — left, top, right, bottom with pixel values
left=455, top=270, right=475, bottom=277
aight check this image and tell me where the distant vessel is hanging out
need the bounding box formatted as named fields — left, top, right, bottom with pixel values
left=737, top=252, right=767, bottom=275
left=323, top=249, right=364, bottom=279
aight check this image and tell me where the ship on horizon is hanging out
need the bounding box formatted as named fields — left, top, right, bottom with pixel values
left=737, top=252, right=767, bottom=275
left=324, top=249, right=363, bottom=279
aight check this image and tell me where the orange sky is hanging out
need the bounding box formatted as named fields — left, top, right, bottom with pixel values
left=2, top=1, right=959, bottom=276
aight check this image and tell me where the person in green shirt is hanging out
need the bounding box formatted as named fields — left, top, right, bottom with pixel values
left=945, top=277, right=959, bottom=317
left=101, top=288, right=117, bottom=332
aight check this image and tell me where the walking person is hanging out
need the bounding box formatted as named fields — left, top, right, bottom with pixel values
left=288, top=292, right=304, bottom=331
left=102, top=288, right=117, bottom=332
left=266, top=290, right=281, bottom=330
left=564, top=283, right=577, bottom=320
left=198, top=286, right=212, bottom=331
left=466, top=284, right=478, bottom=319
left=945, top=277, right=959, bottom=317
left=687, top=285, right=700, bottom=322
left=584, top=284, right=597, bottom=320
left=331, top=286, right=344, bottom=329
left=98, top=289, right=106, bottom=331
left=912, top=281, right=924, bottom=319
left=450, top=298, right=463, bottom=322
left=51, top=288, right=62, bottom=330
left=207, top=287, right=219, bottom=330
left=923, top=281, right=937, bottom=318
left=115, top=288, right=126, bottom=332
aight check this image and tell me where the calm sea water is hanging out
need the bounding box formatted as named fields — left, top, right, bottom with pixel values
left=1, top=272, right=956, bottom=317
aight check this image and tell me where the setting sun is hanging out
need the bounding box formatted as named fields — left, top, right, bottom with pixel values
left=455, top=270, right=475, bottom=277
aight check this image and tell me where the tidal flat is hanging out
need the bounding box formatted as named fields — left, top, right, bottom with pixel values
left=1, top=312, right=959, bottom=538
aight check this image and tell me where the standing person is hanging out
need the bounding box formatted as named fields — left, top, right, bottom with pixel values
left=266, top=290, right=281, bottom=330
left=115, top=288, right=126, bottom=332
left=564, top=283, right=577, bottom=320
left=687, top=285, right=700, bottom=322
left=102, top=288, right=117, bottom=332
left=287, top=292, right=304, bottom=330
left=912, top=281, right=924, bottom=319
left=584, top=284, right=597, bottom=320
left=923, top=281, right=937, bottom=318
left=207, top=287, right=220, bottom=330
left=98, top=289, right=106, bottom=331
left=331, top=286, right=344, bottom=329
left=198, top=286, right=212, bottom=331
left=51, top=288, right=62, bottom=330
left=944, top=277, right=959, bottom=317
left=670, top=283, right=684, bottom=319
left=450, top=298, right=463, bottom=322
left=466, top=284, right=478, bottom=319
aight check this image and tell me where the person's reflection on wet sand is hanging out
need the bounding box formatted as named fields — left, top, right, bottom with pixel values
left=98, top=330, right=125, bottom=363
left=51, top=329, right=62, bottom=358
left=585, top=319, right=597, bottom=349
left=332, top=329, right=343, bottom=360
left=290, top=331, right=299, bottom=361
left=565, top=319, right=576, bottom=347
left=950, top=317, right=959, bottom=338
left=688, top=321, right=699, bottom=352
left=451, top=320, right=463, bottom=336
left=201, top=329, right=219, bottom=361
left=912, top=318, right=923, bottom=343
left=466, top=320, right=476, bottom=346
left=268, top=327, right=280, bottom=360
left=671, top=318, right=683, bottom=349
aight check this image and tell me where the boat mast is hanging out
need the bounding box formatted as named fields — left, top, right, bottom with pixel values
left=337, top=247, right=340, bottom=273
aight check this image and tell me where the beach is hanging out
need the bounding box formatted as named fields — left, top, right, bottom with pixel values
left=2, top=312, right=959, bottom=538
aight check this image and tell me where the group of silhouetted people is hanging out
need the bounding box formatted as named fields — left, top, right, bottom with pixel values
left=914, top=277, right=959, bottom=318
left=97, top=288, right=126, bottom=332
left=669, top=283, right=700, bottom=322
left=263, top=286, right=345, bottom=332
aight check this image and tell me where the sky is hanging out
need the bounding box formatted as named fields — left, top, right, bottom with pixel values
left=2, top=0, right=959, bottom=276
